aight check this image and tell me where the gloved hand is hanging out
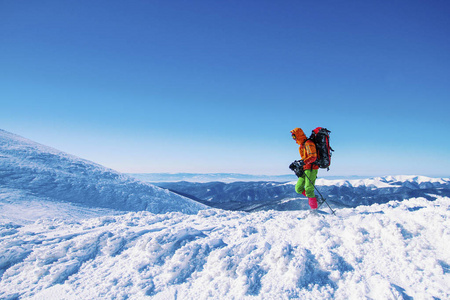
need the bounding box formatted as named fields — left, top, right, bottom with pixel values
left=289, top=160, right=303, bottom=170
left=289, top=160, right=305, bottom=178
left=289, top=162, right=297, bottom=171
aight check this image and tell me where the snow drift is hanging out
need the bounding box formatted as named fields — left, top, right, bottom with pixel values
left=1, top=197, right=449, bottom=299
left=0, top=129, right=206, bottom=215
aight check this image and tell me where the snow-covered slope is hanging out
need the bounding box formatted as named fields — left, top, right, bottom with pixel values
left=0, top=187, right=120, bottom=225
left=1, top=197, right=449, bottom=299
left=0, top=129, right=206, bottom=215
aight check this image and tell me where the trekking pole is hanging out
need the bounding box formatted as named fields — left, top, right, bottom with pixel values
left=303, top=171, right=336, bottom=215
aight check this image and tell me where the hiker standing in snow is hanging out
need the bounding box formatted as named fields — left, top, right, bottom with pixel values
left=290, top=128, right=319, bottom=209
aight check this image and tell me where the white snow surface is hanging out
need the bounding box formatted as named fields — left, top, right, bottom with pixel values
left=0, top=129, right=206, bottom=215
left=0, top=187, right=123, bottom=225
left=0, top=197, right=449, bottom=299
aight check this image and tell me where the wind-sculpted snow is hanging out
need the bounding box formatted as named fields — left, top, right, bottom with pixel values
left=156, top=176, right=450, bottom=211
left=0, top=129, right=206, bottom=214
left=0, top=197, right=449, bottom=299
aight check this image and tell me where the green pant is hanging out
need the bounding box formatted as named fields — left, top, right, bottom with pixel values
left=295, top=169, right=318, bottom=198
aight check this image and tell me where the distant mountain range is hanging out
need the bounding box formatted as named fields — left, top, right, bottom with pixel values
left=129, top=173, right=296, bottom=183
left=129, top=173, right=369, bottom=183
left=153, top=176, right=450, bottom=212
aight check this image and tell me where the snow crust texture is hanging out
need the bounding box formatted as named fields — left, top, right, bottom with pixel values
left=1, top=197, right=449, bottom=299
left=0, top=129, right=206, bottom=214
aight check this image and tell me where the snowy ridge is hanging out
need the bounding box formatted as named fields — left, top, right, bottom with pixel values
left=0, top=129, right=206, bottom=215
left=156, top=176, right=450, bottom=211
left=314, top=177, right=396, bottom=188
left=1, top=197, right=449, bottom=299
left=315, top=175, right=450, bottom=188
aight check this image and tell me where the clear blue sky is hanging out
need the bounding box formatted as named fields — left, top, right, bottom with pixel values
left=1, top=1, right=449, bottom=177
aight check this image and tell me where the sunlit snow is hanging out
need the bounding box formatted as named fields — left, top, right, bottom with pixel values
left=0, top=129, right=449, bottom=299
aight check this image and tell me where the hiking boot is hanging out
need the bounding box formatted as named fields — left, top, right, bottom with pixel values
left=308, top=197, right=318, bottom=210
